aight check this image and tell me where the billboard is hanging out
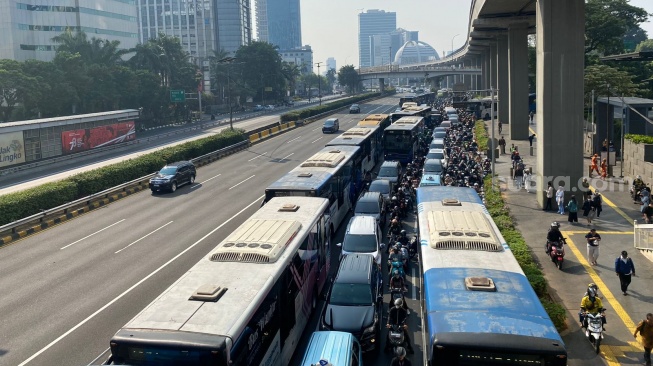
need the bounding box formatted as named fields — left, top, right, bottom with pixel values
left=62, top=121, right=135, bottom=154
left=0, top=131, right=26, bottom=168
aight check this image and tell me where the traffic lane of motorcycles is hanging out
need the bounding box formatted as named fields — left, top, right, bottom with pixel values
left=289, top=212, right=424, bottom=366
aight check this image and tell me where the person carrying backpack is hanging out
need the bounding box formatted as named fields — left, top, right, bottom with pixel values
left=634, top=313, right=653, bottom=366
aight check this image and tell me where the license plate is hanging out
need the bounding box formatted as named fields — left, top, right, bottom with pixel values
left=153, top=185, right=159, bottom=188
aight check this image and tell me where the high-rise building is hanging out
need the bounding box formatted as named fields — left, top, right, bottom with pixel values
left=255, top=0, right=301, bottom=50
left=279, top=45, right=313, bottom=75
left=326, top=57, right=336, bottom=71
left=0, top=1, right=139, bottom=61
left=138, top=0, right=252, bottom=60
left=390, top=28, right=418, bottom=61
left=358, top=9, right=396, bottom=68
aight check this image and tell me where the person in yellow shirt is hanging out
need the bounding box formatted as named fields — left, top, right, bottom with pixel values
left=580, top=287, right=605, bottom=329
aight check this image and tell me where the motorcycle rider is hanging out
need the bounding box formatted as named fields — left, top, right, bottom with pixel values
left=546, top=222, right=564, bottom=254
left=385, top=298, right=414, bottom=354
left=390, top=347, right=413, bottom=366
left=397, top=230, right=409, bottom=247
left=388, top=247, right=405, bottom=274
left=389, top=270, right=409, bottom=313
left=580, top=286, right=606, bottom=330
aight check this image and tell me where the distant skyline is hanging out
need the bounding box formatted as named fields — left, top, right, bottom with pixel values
left=295, top=0, right=653, bottom=70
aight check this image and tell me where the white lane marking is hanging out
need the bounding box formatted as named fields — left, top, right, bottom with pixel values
left=192, top=173, right=221, bottom=188
left=247, top=152, right=267, bottom=161
left=311, top=137, right=323, bottom=144
left=228, top=175, right=255, bottom=190
left=18, top=195, right=265, bottom=366
left=312, top=126, right=321, bottom=131
left=286, top=136, right=302, bottom=144
left=60, top=219, right=126, bottom=250
left=277, top=153, right=294, bottom=162
left=115, top=221, right=174, bottom=254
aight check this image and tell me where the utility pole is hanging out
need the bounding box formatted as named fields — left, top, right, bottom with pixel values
left=316, top=62, right=323, bottom=105
left=490, top=86, right=496, bottom=191
left=591, top=89, right=595, bottom=152
left=218, top=57, right=238, bottom=130
left=620, top=94, right=625, bottom=178
left=606, top=83, right=611, bottom=177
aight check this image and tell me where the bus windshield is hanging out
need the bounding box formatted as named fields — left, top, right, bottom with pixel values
left=329, top=283, right=372, bottom=306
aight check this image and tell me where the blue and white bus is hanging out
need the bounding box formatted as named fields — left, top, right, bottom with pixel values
left=416, top=186, right=567, bottom=366
left=108, top=197, right=331, bottom=366
left=383, top=116, right=423, bottom=164
left=325, top=126, right=382, bottom=177
left=265, top=146, right=363, bottom=236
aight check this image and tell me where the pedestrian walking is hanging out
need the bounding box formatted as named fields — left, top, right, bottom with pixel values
left=615, top=251, right=636, bottom=295
left=529, top=110, right=534, bottom=124
left=582, top=194, right=595, bottom=225
left=585, top=228, right=601, bottom=265
left=523, top=168, right=532, bottom=193
left=510, top=144, right=516, bottom=154
left=601, top=158, right=608, bottom=180
left=567, top=195, right=578, bottom=223
left=543, top=182, right=554, bottom=211
left=528, top=133, right=536, bottom=147
left=556, top=186, right=565, bottom=214
left=593, top=191, right=603, bottom=218
left=590, top=153, right=600, bottom=177
left=499, top=136, right=506, bottom=155
left=514, top=164, right=524, bottom=190
left=634, top=313, right=653, bottom=366
left=498, top=120, right=502, bottom=134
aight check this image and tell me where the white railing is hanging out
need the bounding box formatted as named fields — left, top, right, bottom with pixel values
left=634, top=220, right=653, bottom=251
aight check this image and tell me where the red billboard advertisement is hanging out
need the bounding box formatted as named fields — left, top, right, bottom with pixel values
left=61, top=121, right=135, bottom=154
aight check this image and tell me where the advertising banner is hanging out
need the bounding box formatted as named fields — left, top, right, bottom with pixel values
left=62, top=121, right=135, bottom=154
left=0, top=131, right=26, bottom=168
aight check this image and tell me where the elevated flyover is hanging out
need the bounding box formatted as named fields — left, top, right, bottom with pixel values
left=370, top=0, right=585, bottom=207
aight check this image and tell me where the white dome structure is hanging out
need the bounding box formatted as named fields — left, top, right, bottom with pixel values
left=394, top=41, right=440, bottom=65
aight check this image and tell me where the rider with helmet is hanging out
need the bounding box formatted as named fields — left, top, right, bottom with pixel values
left=546, top=222, right=564, bottom=254
left=580, top=286, right=606, bottom=329
left=385, top=298, right=414, bottom=354
left=390, top=347, right=413, bottom=366
left=389, top=270, right=409, bottom=312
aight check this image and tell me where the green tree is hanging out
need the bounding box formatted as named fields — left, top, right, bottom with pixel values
left=338, top=65, right=360, bottom=93
left=326, top=68, right=337, bottom=92
left=585, top=0, right=649, bottom=55
left=0, top=60, right=41, bottom=121
left=584, top=64, right=640, bottom=103
left=280, top=61, right=301, bottom=97
left=234, top=41, right=285, bottom=103
left=623, top=26, right=649, bottom=51
left=636, top=39, right=653, bottom=52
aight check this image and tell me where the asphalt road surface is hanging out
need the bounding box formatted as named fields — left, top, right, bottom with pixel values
left=0, top=97, right=400, bottom=366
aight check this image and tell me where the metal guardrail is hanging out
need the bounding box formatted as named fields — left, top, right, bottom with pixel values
left=0, top=140, right=250, bottom=236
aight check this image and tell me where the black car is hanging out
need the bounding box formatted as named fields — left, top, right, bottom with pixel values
left=322, top=118, right=339, bottom=133
left=149, top=161, right=196, bottom=193
left=349, top=104, right=361, bottom=114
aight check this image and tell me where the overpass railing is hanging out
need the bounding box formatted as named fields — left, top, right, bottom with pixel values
left=358, top=65, right=482, bottom=74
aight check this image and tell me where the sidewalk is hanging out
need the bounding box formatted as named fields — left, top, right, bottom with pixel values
left=486, top=119, right=652, bottom=366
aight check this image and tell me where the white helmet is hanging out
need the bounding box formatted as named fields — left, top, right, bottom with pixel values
left=394, top=298, right=404, bottom=308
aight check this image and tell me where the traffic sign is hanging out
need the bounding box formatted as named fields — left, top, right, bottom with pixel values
left=170, top=90, right=185, bottom=103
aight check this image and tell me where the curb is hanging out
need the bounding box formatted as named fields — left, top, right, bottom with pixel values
left=1, top=185, right=147, bottom=247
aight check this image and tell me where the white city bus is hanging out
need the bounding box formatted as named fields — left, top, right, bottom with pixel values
left=108, top=197, right=331, bottom=366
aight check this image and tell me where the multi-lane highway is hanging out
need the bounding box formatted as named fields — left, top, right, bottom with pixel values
left=0, top=96, right=426, bottom=366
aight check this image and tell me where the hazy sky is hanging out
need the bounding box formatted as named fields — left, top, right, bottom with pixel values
left=258, top=0, right=653, bottom=72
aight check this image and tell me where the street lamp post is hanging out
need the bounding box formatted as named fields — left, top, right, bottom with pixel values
left=451, top=34, right=460, bottom=61
left=316, top=62, right=323, bottom=105
left=218, top=57, right=238, bottom=130
left=606, top=83, right=610, bottom=176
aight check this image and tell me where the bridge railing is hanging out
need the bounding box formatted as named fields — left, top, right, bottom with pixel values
left=358, top=65, right=482, bottom=74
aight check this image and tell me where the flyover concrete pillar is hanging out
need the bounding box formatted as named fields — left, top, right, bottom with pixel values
left=379, top=78, right=385, bottom=92
left=508, top=24, right=529, bottom=140
left=489, top=43, right=497, bottom=91
left=497, top=36, right=509, bottom=127
left=483, top=52, right=490, bottom=90
left=535, top=0, right=585, bottom=205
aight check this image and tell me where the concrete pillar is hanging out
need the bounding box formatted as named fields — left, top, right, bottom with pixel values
left=379, top=78, right=385, bottom=92
left=483, top=52, right=490, bottom=90
left=508, top=23, right=529, bottom=140
left=489, top=43, right=498, bottom=90
left=536, top=0, right=585, bottom=205
left=497, top=35, right=509, bottom=126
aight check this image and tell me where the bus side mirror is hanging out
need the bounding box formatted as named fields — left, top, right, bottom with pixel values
left=336, top=243, right=342, bottom=247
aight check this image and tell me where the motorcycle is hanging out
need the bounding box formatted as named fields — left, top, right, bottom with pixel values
left=386, top=323, right=408, bottom=356
left=546, top=239, right=566, bottom=270
left=389, top=287, right=408, bottom=312
left=388, top=260, right=406, bottom=278
left=582, top=310, right=605, bottom=354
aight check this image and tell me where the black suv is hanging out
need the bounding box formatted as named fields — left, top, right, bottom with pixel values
left=321, top=253, right=383, bottom=353
left=149, top=161, right=196, bottom=193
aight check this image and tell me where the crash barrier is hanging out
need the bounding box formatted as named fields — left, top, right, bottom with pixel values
left=0, top=141, right=249, bottom=245
left=634, top=220, right=653, bottom=251
left=248, top=121, right=297, bottom=145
